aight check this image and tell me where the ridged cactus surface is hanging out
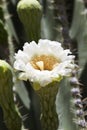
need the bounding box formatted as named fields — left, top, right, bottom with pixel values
left=36, top=82, right=59, bottom=130
left=56, top=78, right=79, bottom=130
left=0, top=60, right=22, bottom=130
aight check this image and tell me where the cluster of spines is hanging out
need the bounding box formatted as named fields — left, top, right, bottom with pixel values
left=50, top=0, right=71, bottom=48
left=70, top=70, right=87, bottom=128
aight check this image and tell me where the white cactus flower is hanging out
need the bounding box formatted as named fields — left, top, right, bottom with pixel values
left=14, top=39, right=75, bottom=87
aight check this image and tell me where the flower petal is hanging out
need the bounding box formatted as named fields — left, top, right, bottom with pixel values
left=14, top=39, right=76, bottom=86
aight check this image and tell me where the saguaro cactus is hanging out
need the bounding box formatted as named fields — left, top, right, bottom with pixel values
left=0, top=60, right=22, bottom=130
left=17, top=0, right=42, bottom=42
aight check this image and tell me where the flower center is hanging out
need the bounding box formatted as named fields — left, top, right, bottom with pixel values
left=30, top=55, right=61, bottom=71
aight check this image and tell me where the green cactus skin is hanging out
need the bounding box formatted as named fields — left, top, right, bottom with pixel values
left=0, top=60, right=22, bottom=130
left=69, top=0, right=87, bottom=127
left=0, top=20, right=9, bottom=60
left=33, top=82, right=59, bottom=130
left=0, top=6, right=4, bottom=22
left=56, top=74, right=87, bottom=130
left=70, top=0, right=87, bottom=68
left=0, top=5, right=8, bottom=45
left=17, top=0, right=42, bottom=42
left=41, top=0, right=58, bottom=41
left=56, top=78, right=80, bottom=130
left=0, top=20, right=8, bottom=44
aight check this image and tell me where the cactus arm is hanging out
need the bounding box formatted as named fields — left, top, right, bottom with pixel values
left=41, top=0, right=57, bottom=40
left=56, top=78, right=79, bottom=130
left=0, top=60, right=22, bottom=130
left=70, top=0, right=87, bottom=69
left=56, top=71, right=87, bottom=130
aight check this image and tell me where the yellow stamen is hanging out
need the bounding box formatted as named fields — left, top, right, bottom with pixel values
left=30, top=55, right=61, bottom=71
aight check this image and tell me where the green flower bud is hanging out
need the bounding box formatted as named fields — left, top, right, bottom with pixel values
left=17, top=0, right=42, bottom=42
